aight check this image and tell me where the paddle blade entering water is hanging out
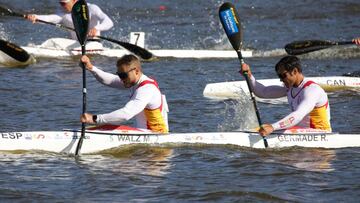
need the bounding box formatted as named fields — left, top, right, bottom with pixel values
left=71, top=0, right=89, bottom=46
left=219, top=2, right=243, bottom=51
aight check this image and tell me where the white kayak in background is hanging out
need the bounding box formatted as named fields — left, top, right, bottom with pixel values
left=22, top=37, right=133, bottom=58
left=21, top=32, right=253, bottom=59
left=0, top=125, right=359, bottom=154
left=203, top=76, right=360, bottom=102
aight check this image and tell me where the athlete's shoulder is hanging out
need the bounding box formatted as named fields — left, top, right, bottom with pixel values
left=303, top=80, right=318, bottom=87
left=87, top=3, right=102, bottom=11
left=302, top=80, right=321, bottom=89
left=303, top=80, right=326, bottom=96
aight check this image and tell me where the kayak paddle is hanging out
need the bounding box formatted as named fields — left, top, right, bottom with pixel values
left=0, top=38, right=34, bottom=66
left=285, top=40, right=354, bottom=55
left=219, top=2, right=268, bottom=148
left=72, top=0, right=89, bottom=156
left=0, top=5, right=154, bottom=60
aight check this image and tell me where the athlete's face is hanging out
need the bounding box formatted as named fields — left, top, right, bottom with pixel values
left=59, top=0, right=76, bottom=13
left=117, top=64, right=140, bottom=88
left=277, top=68, right=298, bottom=88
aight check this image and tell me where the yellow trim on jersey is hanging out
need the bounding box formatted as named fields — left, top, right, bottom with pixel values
left=310, top=104, right=331, bottom=131
left=144, top=108, right=168, bottom=133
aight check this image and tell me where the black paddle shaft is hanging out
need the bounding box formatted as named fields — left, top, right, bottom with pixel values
left=219, top=2, right=268, bottom=148
left=72, top=0, right=89, bottom=156
left=33, top=19, right=154, bottom=59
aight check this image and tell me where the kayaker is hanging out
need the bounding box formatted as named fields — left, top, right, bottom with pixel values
left=240, top=55, right=332, bottom=136
left=26, top=0, right=114, bottom=40
left=79, top=55, right=169, bottom=133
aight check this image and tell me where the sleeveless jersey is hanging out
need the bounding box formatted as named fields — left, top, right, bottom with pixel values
left=135, top=80, right=168, bottom=133
left=276, top=80, right=332, bottom=131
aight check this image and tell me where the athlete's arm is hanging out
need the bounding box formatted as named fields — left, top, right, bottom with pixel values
left=96, top=85, right=156, bottom=124
left=32, top=14, right=63, bottom=24
left=249, top=75, right=287, bottom=98
left=240, top=63, right=287, bottom=98
left=89, top=4, right=114, bottom=31
left=90, top=66, right=125, bottom=89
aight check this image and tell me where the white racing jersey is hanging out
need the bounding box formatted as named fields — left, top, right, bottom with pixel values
left=89, top=66, right=169, bottom=133
left=35, top=3, right=114, bottom=40
left=249, top=75, right=331, bottom=131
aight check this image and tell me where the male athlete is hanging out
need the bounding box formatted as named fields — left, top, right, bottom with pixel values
left=26, top=0, right=113, bottom=40
left=240, top=56, right=331, bottom=136
left=80, top=55, right=169, bottom=133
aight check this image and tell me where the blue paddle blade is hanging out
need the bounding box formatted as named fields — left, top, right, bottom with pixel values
left=219, top=2, right=243, bottom=51
left=71, top=0, right=89, bottom=46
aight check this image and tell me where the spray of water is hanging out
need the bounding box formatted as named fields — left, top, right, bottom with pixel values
left=218, top=90, right=259, bottom=131
left=0, top=23, right=9, bottom=40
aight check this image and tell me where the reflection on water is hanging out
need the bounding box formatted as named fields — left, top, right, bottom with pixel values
left=262, top=148, right=336, bottom=172
left=83, top=145, right=174, bottom=177
left=0, top=145, right=357, bottom=202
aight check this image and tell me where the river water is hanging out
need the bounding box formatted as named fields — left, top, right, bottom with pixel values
left=0, top=0, right=360, bottom=202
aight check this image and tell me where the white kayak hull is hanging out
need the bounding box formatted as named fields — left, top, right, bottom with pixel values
left=151, top=49, right=252, bottom=58
left=22, top=46, right=253, bottom=59
left=1, top=127, right=359, bottom=154
left=203, top=76, right=360, bottom=102
left=22, top=47, right=253, bottom=59
left=21, top=36, right=253, bottom=59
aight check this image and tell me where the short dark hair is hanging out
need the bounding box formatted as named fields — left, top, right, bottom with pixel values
left=275, top=56, right=302, bottom=73
left=116, top=54, right=139, bottom=67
